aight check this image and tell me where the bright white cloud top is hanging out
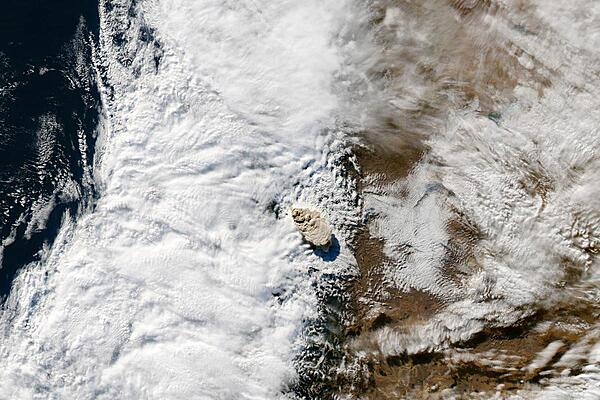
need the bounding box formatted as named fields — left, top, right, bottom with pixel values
left=0, top=0, right=360, bottom=398
left=1, top=0, right=600, bottom=399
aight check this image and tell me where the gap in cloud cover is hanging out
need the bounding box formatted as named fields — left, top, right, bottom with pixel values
left=0, top=0, right=101, bottom=300
left=0, top=0, right=364, bottom=398
left=0, top=0, right=599, bottom=399
left=330, top=1, right=600, bottom=398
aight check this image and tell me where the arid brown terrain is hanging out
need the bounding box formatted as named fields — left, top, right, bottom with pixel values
left=326, top=1, right=600, bottom=398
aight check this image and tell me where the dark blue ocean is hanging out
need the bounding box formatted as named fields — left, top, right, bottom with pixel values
left=0, top=0, right=100, bottom=300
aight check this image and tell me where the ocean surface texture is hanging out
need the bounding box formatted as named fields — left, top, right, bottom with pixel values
left=0, top=1, right=99, bottom=298
left=0, top=1, right=599, bottom=399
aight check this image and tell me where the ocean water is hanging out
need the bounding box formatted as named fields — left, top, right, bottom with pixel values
left=0, top=0, right=360, bottom=398
left=0, top=0, right=100, bottom=299
left=0, top=1, right=599, bottom=399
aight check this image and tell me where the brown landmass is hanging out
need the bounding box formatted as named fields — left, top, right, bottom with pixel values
left=329, top=1, right=599, bottom=399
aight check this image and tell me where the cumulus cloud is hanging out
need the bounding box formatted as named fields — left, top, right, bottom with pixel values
left=0, top=1, right=360, bottom=398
